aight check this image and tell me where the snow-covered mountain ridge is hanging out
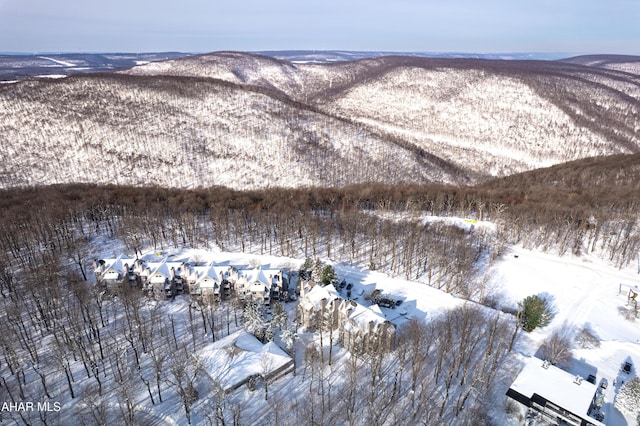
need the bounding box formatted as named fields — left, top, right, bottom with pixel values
left=560, top=54, right=640, bottom=75
left=1, top=52, right=638, bottom=189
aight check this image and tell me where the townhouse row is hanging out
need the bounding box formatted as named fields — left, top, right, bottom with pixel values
left=94, top=254, right=290, bottom=304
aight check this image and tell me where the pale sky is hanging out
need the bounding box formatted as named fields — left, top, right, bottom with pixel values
left=1, top=0, right=638, bottom=54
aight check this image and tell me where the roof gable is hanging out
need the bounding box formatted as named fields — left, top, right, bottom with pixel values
left=305, top=283, right=341, bottom=310
left=101, top=254, right=135, bottom=274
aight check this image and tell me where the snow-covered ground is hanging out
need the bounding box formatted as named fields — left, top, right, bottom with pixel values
left=329, top=242, right=639, bottom=425
left=38, top=56, right=77, bottom=67
left=487, top=245, right=640, bottom=425
left=4, top=216, right=637, bottom=425
left=128, top=238, right=640, bottom=424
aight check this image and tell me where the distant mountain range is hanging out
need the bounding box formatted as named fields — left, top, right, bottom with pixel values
left=1, top=51, right=638, bottom=190
left=256, top=50, right=574, bottom=63
left=4, top=51, right=639, bottom=82
left=0, top=52, right=189, bottom=81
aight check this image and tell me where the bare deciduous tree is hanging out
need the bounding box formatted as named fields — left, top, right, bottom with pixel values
left=539, top=327, right=574, bottom=368
left=166, top=345, right=202, bottom=425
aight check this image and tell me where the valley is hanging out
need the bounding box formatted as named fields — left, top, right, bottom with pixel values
left=1, top=52, right=639, bottom=189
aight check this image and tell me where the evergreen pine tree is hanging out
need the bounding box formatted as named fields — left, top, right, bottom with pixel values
left=271, top=302, right=287, bottom=330
left=518, top=294, right=555, bottom=332
left=321, top=264, right=337, bottom=286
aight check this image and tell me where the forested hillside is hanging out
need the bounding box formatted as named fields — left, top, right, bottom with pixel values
left=2, top=149, right=639, bottom=290
left=1, top=53, right=638, bottom=189
left=129, top=53, right=640, bottom=174
left=0, top=74, right=461, bottom=189
left=560, top=54, right=640, bottom=75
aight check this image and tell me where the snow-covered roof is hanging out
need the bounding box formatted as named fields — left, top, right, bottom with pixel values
left=344, top=300, right=390, bottom=332
left=189, top=263, right=231, bottom=285
left=144, top=260, right=184, bottom=283
left=200, top=330, right=293, bottom=392
left=99, top=254, right=135, bottom=274
left=238, top=266, right=285, bottom=287
left=148, top=262, right=172, bottom=283
left=187, top=265, right=208, bottom=282
left=300, top=283, right=341, bottom=311
left=509, top=357, right=604, bottom=426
